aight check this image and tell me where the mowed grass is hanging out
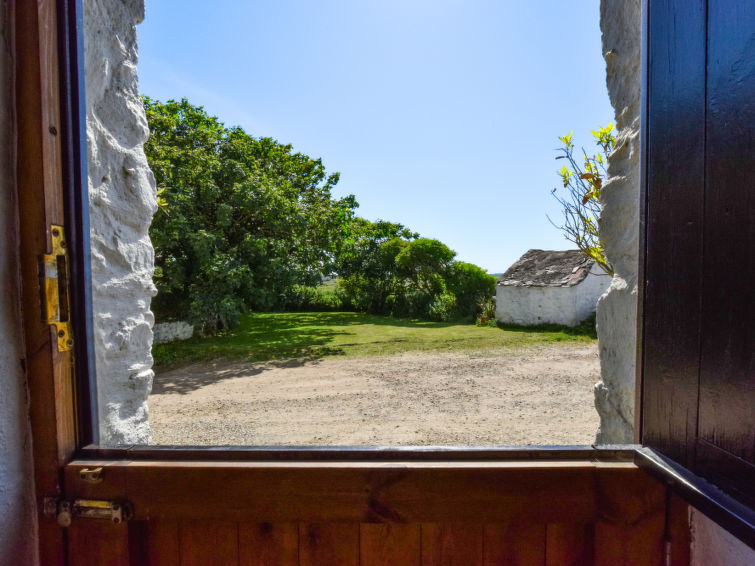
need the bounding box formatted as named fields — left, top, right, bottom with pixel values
left=153, top=311, right=597, bottom=369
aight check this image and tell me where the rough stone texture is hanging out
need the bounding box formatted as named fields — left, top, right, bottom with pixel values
left=498, top=249, right=597, bottom=288
left=153, top=321, right=194, bottom=344
left=594, top=0, right=641, bottom=444
left=690, top=509, right=755, bottom=565
left=497, top=263, right=610, bottom=327
left=85, top=0, right=157, bottom=445
left=0, top=2, right=39, bottom=564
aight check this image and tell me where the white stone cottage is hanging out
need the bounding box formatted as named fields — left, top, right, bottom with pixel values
left=495, top=249, right=611, bottom=327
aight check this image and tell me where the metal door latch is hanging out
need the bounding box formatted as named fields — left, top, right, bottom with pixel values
left=43, top=497, right=133, bottom=527
left=39, top=224, right=73, bottom=352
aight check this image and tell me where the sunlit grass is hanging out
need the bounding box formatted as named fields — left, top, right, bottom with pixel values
left=153, top=312, right=596, bottom=369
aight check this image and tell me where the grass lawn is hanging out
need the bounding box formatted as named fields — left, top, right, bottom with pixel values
left=153, top=312, right=597, bottom=368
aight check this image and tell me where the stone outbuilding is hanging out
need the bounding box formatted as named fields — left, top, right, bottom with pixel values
left=495, top=249, right=611, bottom=327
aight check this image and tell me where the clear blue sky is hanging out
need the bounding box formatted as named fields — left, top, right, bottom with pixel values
left=136, top=1, right=612, bottom=273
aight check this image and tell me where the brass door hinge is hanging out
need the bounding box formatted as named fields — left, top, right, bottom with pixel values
left=43, top=497, right=133, bottom=527
left=40, top=224, right=73, bottom=352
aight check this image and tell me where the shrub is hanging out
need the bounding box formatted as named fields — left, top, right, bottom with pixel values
left=476, top=296, right=497, bottom=326
left=280, top=285, right=345, bottom=312
left=427, top=291, right=457, bottom=322
left=445, top=262, right=497, bottom=319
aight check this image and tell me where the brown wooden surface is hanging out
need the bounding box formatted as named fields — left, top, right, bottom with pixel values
left=14, top=0, right=78, bottom=564
left=421, top=524, right=483, bottom=566
left=65, top=461, right=655, bottom=524
left=60, top=461, right=685, bottom=564
left=300, top=523, right=359, bottom=566
left=360, top=523, right=420, bottom=566
left=240, top=522, right=299, bottom=566
left=484, top=523, right=546, bottom=566
left=74, top=513, right=673, bottom=565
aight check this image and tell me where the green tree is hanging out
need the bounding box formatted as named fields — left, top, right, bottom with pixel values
left=144, top=97, right=357, bottom=332
left=549, top=124, right=615, bottom=275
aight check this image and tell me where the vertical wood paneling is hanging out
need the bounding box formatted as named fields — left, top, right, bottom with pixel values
left=668, top=494, right=691, bottom=566
left=360, top=523, right=421, bottom=566
left=179, top=521, right=239, bottom=566
left=696, top=0, right=755, bottom=504
left=67, top=521, right=129, bottom=566
left=483, top=523, right=546, bottom=566
left=144, top=521, right=180, bottom=566
left=421, top=524, right=483, bottom=566
left=545, top=524, right=593, bottom=566
left=593, top=522, right=626, bottom=566
left=299, top=523, right=359, bottom=566
left=239, top=522, right=298, bottom=566
left=641, top=0, right=707, bottom=467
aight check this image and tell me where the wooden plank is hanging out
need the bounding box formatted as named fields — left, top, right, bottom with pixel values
left=360, top=523, right=421, bottom=566
left=696, top=0, right=755, bottom=502
left=239, top=522, right=298, bottom=566
left=67, top=521, right=129, bottom=566
left=66, top=461, right=630, bottom=524
left=640, top=0, right=707, bottom=468
left=421, top=524, right=483, bottom=566
left=593, top=522, right=626, bottom=566
left=179, top=521, right=239, bottom=566
left=545, top=524, right=593, bottom=566
left=299, top=523, right=359, bottom=566
left=143, top=521, right=180, bottom=566
left=483, top=523, right=546, bottom=566
left=14, top=0, right=77, bottom=564
left=667, top=494, right=691, bottom=566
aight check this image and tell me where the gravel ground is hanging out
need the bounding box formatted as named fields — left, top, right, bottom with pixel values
left=149, top=343, right=600, bottom=446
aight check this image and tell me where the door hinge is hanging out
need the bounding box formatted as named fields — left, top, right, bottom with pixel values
left=43, top=497, right=133, bottom=527
left=39, top=224, right=73, bottom=352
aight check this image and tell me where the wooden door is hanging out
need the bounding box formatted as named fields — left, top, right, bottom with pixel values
left=640, top=0, right=755, bottom=507
left=61, top=456, right=689, bottom=566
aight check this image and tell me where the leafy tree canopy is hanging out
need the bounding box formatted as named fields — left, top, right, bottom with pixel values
left=145, top=97, right=357, bottom=332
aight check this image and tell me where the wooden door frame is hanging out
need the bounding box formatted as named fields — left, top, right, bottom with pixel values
left=12, top=0, right=754, bottom=562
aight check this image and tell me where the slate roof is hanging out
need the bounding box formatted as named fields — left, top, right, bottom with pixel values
left=497, top=249, right=595, bottom=287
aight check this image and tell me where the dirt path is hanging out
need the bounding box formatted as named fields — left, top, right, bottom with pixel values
left=149, top=343, right=601, bottom=446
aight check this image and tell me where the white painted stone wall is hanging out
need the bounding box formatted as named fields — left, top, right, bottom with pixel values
left=594, top=0, right=641, bottom=444
left=85, top=0, right=157, bottom=445
left=153, top=321, right=194, bottom=344
left=576, top=263, right=612, bottom=322
left=0, top=2, right=39, bottom=563
left=690, top=509, right=755, bottom=565
left=496, top=265, right=609, bottom=327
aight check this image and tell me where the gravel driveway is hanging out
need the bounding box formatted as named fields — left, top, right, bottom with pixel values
left=149, top=343, right=600, bottom=446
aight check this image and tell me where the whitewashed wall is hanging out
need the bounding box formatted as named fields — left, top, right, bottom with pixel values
left=85, top=0, right=157, bottom=445
left=594, top=0, right=641, bottom=445
left=0, top=3, right=39, bottom=564
left=496, top=268, right=609, bottom=328
left=153, top=321, right=194, bottom=344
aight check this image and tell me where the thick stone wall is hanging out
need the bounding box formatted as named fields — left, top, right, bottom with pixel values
left=85, top=0, right=157, bottom=445
left=594, top=0, right=641, bottom=444
left=0, top=2, right=39, bottom=564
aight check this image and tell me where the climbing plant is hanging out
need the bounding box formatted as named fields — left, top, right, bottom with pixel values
left=548, top=124, right=615, bottom=276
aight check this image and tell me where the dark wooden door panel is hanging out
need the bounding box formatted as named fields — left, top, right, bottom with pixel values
left=641, top=0, right=708, bottom=468
left=696, top=0, right=755, bottom=500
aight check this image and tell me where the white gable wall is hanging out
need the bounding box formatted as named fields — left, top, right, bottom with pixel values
left=496, top=265, right=610, bottom=328
left=496, top=284, right=580, bottom=327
